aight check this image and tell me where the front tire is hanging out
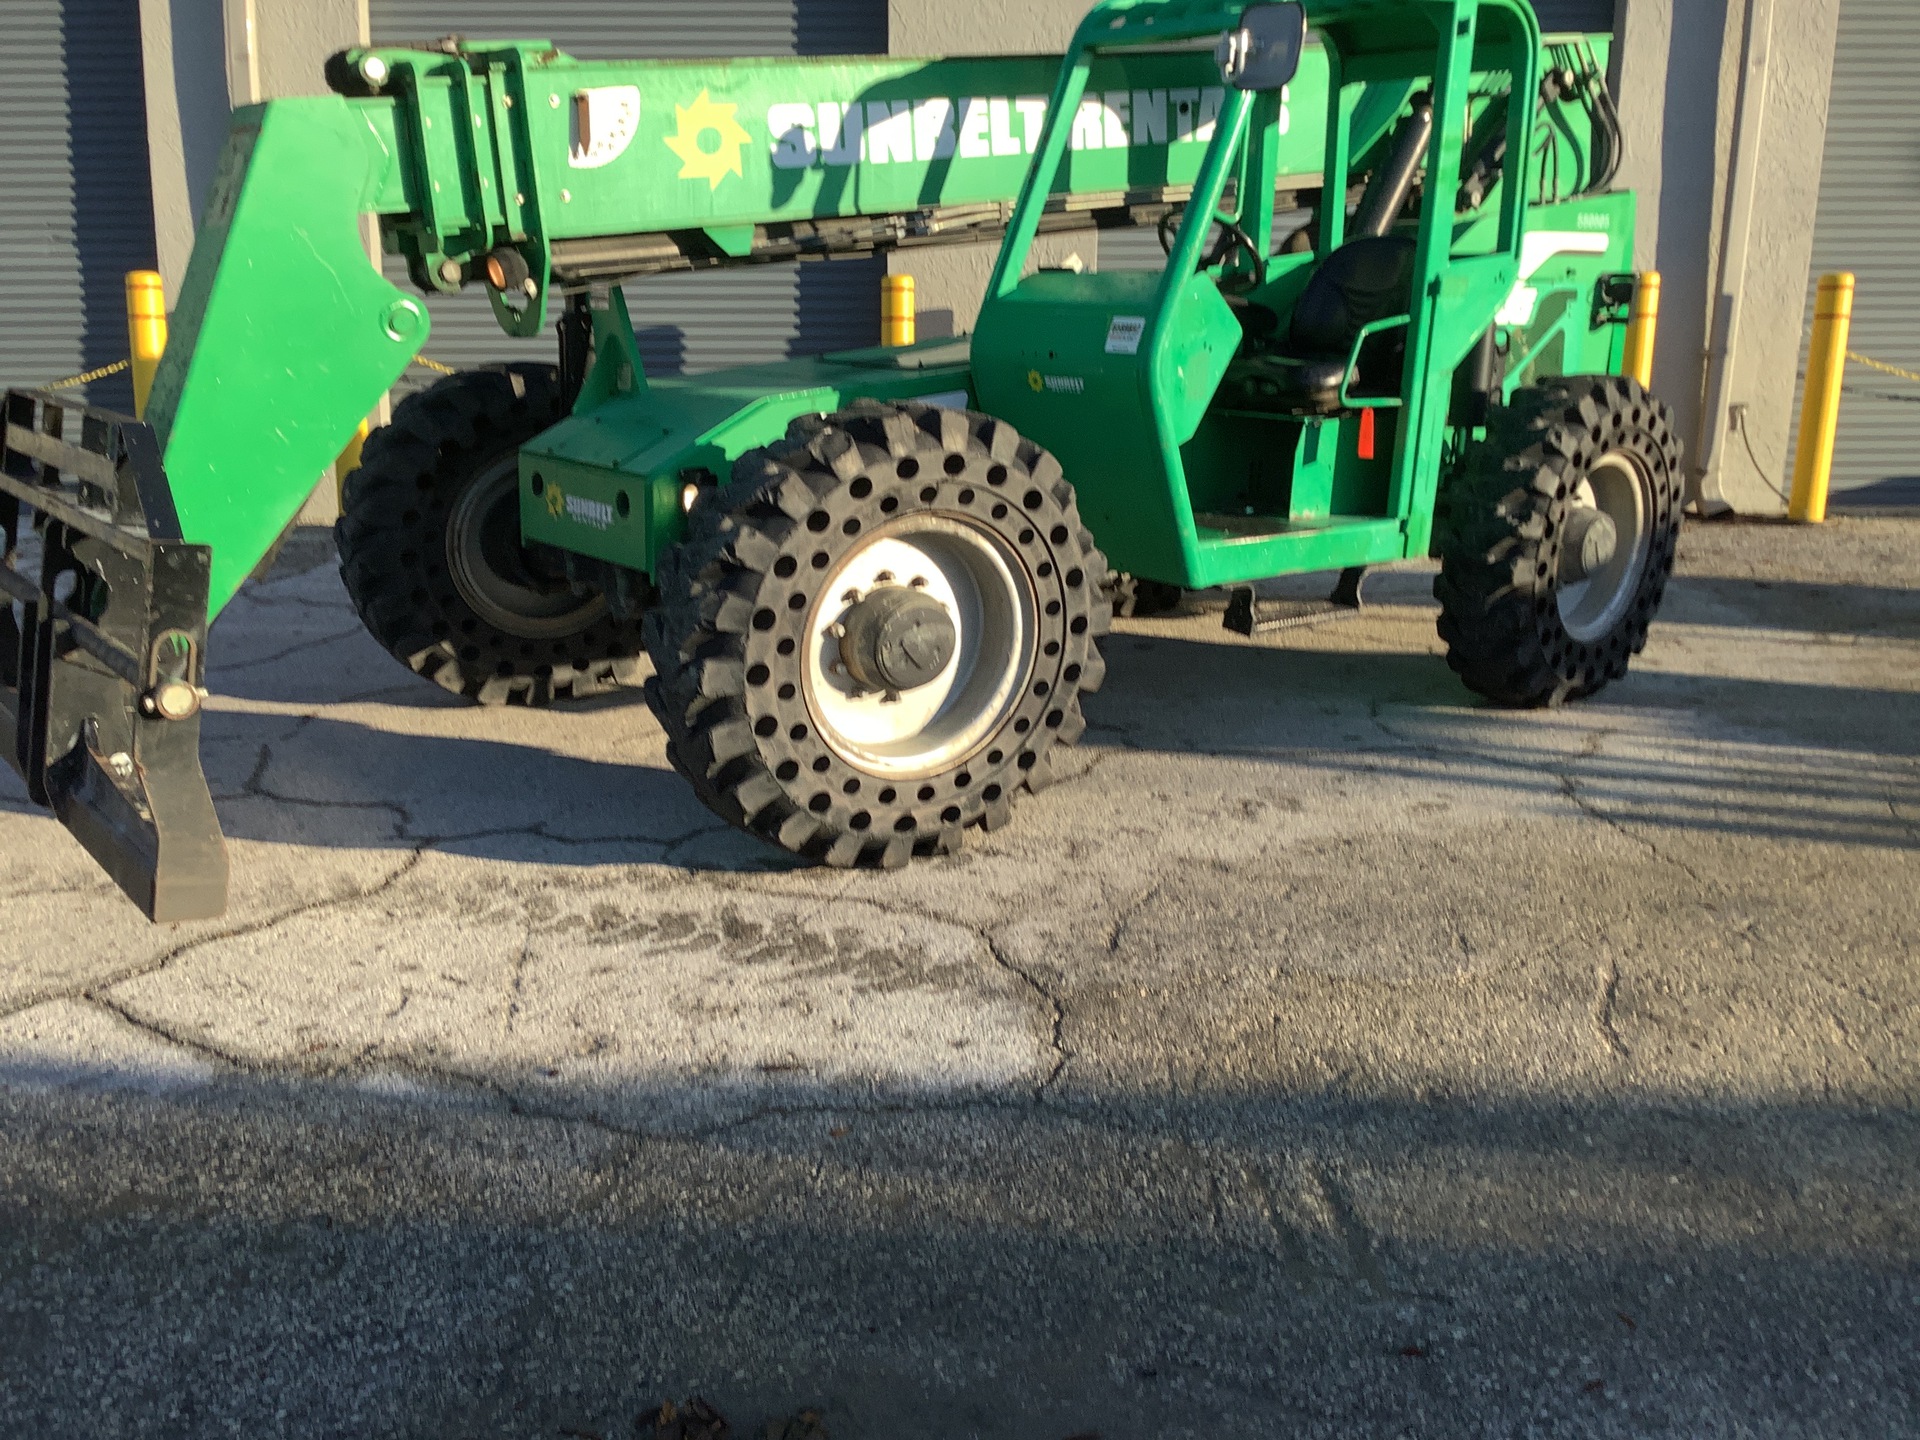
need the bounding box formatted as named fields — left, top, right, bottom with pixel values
left=645, top=400, right=1110, bottom=867
left=1434, top=375, right=1684, bottom=707
left=335, top=364, right=646, bottom=706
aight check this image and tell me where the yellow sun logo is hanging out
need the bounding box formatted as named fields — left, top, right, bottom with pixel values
left=664, top=90, right=752, bottom=191
left=544, top=481, right=566, bottom=519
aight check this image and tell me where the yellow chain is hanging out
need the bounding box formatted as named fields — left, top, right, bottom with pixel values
left=42, top=358, right=131, bottom=390
left=1848, top=351, right=1920, bottom=385
left=411, top=355, right=458, bottom=375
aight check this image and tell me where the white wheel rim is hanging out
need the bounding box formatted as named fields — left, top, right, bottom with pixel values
left=802, top=516, right=1036, bottom=778
left=1557, top=451, right=1653, bottom=644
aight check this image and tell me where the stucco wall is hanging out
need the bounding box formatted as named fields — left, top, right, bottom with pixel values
left=1611, top=0, right=1725, bottom=505
left=1610, top=0, right=1842, bottom=513
left=1697, top=0, right=1843, bottom=513
left=885, top=0, right=1093, bottom=336
left=253, top=0, right=365, bottom=99
left=140, top=0, right=369, bottom=291
left=139, top=0, right=233, bottom=292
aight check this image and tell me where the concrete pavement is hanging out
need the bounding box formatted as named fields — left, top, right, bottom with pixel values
left=1, top=516, right=1915, bottom=1437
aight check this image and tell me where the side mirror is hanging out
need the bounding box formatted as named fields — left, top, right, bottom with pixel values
left=1216, top=2, right=1307, bottom=91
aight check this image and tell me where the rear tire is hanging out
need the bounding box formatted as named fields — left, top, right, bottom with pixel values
left=644, top=400, right=1110, bottom=867
left=335, top=364, right=646, bottom=705
left=1434, top=375, right=1684, bottom=707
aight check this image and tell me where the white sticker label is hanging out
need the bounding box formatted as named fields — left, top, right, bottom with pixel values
left=1104, top=315, right=1147, bottom=355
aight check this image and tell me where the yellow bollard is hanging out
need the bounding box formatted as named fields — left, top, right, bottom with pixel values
left=124, top=270, right=168, bottom=419
left=1621, top=270, right=1660, bottom=389
left=1789, top=272, right=1856, bottom=524
left=882, top=273, right=915, bottom=347
left=334, top=419, right=371, bottom=506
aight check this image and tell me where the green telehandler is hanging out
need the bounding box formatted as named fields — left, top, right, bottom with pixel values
left=1, top=0, right=1674, bottom=922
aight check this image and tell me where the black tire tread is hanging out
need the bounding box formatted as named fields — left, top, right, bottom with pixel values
left=644, top=399, right=1110, bottom=867
left=1433, top=374, right=1685, bottom=707
left=334, top=363, right=646, bottom=706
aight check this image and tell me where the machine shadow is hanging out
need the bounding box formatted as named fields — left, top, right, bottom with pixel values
left=1088, top=627, right=1920, bottom=847
left=0, top=1068, right=1913, bottom=1437
left=1661, top=573, right=1920, bottom=637
left=188, top=618, right=1920, bottom=863
left=1831, top=476, right=1920, bottom=513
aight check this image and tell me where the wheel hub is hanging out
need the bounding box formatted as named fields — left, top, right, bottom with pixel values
left=1560, top=506, right=1619, bottom=583
left=446, top=454, right=606, bottom=639
left=1555, top=453, right=1654, bottom=644
left=839, top=585, right=958, bottom=693
left=803, top=518, right=1037, bottom=779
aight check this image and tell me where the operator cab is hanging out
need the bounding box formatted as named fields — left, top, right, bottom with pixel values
left=971, top=0, right=1548, bottom=589
left=1218, top=88, right=1433, bottom=414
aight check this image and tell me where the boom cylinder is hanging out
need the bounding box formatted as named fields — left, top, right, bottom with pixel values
left=1351, top=93, right=1434, bottom=239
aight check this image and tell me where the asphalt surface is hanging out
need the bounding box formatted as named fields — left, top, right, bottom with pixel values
left=2, top=515, right=1916, bottom=1438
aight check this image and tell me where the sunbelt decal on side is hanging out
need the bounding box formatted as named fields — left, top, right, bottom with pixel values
left=666, top=90, right=754, bottom=189
left=765, top=86, right=1266, bottom=170
left=1028, top=370, right=1085, bottom=395
left=544, top=482, right=617, bottom=531
left=664, top=81, right=1296, bottom=187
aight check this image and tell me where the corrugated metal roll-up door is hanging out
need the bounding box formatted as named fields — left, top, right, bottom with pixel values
left=368, top=0, right=886, bottom=386
left=0, top=0, right=158, bottom=414
left=1100, top=206, right=1316, bottom=274
left=1532, top=0, right=1615, bottom=35
left=1794, top=0, right=1920, bottom=503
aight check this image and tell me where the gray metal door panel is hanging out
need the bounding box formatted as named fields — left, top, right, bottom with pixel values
left=383, top=255, right=884, bottom=388
left=0, top=0, right=158, bottom=414
left=1797, top=0, right=1920, bottom=497
left=371, top=0, right=877, bottom=58
left=369, top=0, right=885, bottom=384
left=1532, top=0, right=1615, bottom=34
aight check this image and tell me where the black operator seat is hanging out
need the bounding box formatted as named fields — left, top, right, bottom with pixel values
left=1219, top=234, right=1417, bottom=415
left=1217, top=86, right=1433, bottom=416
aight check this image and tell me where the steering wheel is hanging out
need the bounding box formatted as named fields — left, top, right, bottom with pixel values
left=1157, top=208, right=1267, bottom=292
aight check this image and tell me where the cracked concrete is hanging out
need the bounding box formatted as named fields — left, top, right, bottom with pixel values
left=1, top=518, right=1917, bottom=1438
